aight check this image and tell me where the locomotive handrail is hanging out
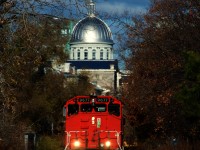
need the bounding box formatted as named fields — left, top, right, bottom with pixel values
left=64, top=130, right=123, bottom=150
left=64, top=130, right=86, bottom=150
left=106, top=130, right=123, bottom=150
left=94, top=130, right=123, bottom=150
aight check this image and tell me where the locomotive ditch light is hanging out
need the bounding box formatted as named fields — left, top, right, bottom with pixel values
left=100, top=143, right=104, bottom=147
left=105, top=141, right=111, bottom=147
left=74, top=140, right=80, bottom=147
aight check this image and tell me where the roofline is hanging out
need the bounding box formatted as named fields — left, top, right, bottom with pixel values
left=67, top=59, right=118, bottom=62
left=70, top=41, right=114, bottom=45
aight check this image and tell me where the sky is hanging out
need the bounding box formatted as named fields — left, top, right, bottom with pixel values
left=95, top=0, right=150, bottom=68
left=97, top=0, right=150, bottom=14
left=62, top=0, right=150, bottom=19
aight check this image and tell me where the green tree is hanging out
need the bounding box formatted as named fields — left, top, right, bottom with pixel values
left=176, top=51, right=200, bottom=138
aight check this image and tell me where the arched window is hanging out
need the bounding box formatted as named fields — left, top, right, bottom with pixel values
left=106, top=49, right=109, bottom=60
left=77, top=49, right=80, bottom=60
left=100, top=49, right=103, bottom=60
left=84, top=49, right=88, bottom=60
left=92, top=49, right=96, bottom=60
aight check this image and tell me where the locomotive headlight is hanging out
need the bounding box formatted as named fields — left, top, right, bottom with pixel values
left=105, top=141, right=111, bottom=147
left=92, top=98, right=95, bottom=106
left=74, top=140, right=80, bottom=147
left=92, top=98, right=95, bottom=103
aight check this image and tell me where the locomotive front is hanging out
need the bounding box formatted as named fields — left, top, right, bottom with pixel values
left=63, top=95, right=124, bottom=150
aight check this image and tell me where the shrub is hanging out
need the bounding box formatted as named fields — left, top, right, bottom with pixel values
left=36, top=136, right=63, bottom=150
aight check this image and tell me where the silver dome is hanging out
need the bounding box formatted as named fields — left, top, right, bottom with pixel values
left=70, top=16, right=113, bottom=44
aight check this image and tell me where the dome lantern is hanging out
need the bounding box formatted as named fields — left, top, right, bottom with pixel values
left=86, top=0, right=95, bottom=17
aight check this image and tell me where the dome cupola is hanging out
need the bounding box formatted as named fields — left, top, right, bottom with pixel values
left=70, top=0, right=113, bottom=44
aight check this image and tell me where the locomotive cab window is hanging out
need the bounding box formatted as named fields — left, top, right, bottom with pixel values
left=68, top=104, right=79, bottom=116
left=94, top=104, right=106, bottom=112
left=108, top=104, right=120, bottom=116
left=81, top=104, right=92, bottom=112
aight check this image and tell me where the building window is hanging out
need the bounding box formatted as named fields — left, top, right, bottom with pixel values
left=92, top=49, right=96, bottom=60
left=100, top=49, right=103, bottom=60
left=84, top=49, right=88, bottom=60
left=77, top=50, right=80, bottom=60
left=72, top=49, right=74, bottom=59
left=61, top=29, right=67, bottom=35
left=106, top=49, right=109, bottom=60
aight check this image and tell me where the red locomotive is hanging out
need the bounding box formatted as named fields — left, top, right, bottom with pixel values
left=63, top=95, right=124, bottom=150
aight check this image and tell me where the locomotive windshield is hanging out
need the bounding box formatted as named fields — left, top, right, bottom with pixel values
left=67, top=100, right=120, bottom=116
left=68, top=104, right=79, bottom=116
left=108, top=104, right=120, bottom=116
left=81, top=104, right=92, bottom=112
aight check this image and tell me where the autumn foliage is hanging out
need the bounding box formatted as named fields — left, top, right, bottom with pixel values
left=0, top=0, right=92, bottom=149
left=121, top=0, right=200, bottom=147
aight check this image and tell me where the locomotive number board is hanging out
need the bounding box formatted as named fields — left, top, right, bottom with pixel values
left=79, top=98, right=90, bottom=102
left=96, top=98, right=109, bottom=102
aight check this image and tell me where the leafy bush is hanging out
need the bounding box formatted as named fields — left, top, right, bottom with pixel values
left=36, top=136, right=63, bottom=150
